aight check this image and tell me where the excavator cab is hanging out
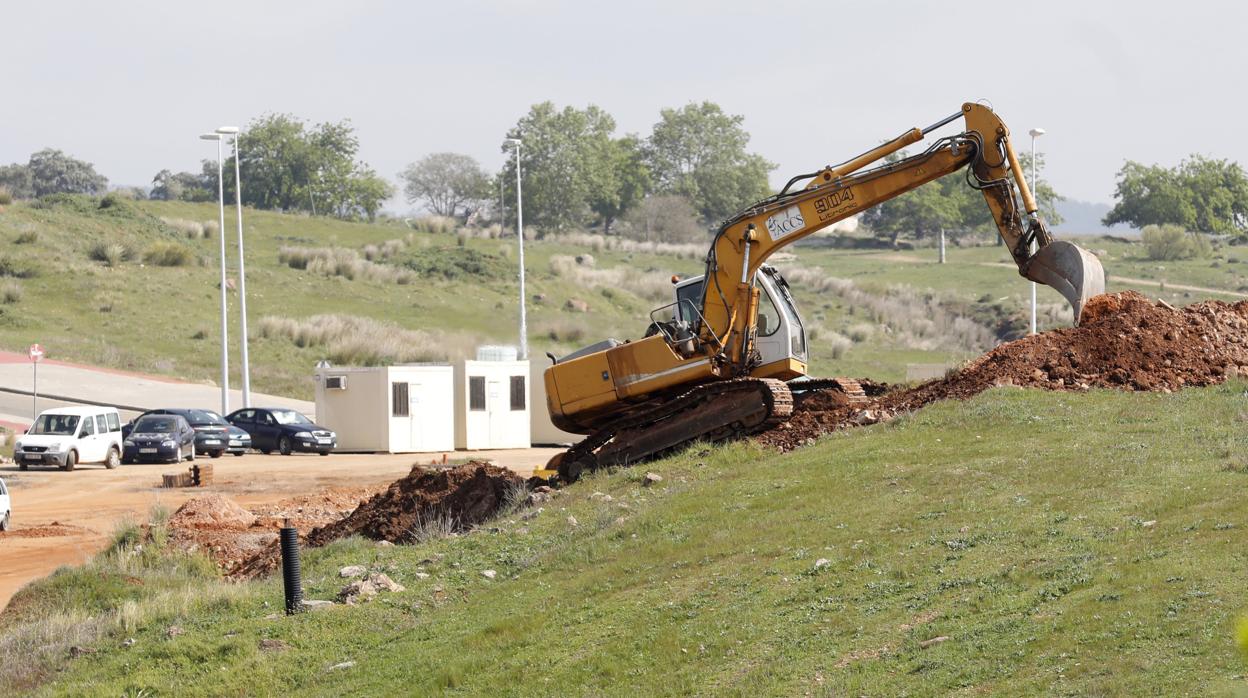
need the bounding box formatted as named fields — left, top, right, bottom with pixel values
left=668, top=266, right=809, bottom=379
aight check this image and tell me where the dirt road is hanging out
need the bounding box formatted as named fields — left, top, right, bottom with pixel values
left=0, top=448, right=560, bottom=610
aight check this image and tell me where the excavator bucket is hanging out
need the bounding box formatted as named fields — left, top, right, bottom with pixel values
left=1025, top=240, right=1106, bottom=324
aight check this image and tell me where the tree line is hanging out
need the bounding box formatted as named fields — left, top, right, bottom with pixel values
left=5, top=107, right=1248, bottom=249
left=399, top=100, right=775, bottom=241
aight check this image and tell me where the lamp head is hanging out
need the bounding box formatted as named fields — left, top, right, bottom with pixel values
left=199, top=133, right=222, bottom=141
left=506, top=138, right=521, bottom=147
left=1028, top=128, right=1046, bottom=138
left=215, top=126, right=240, bottom=135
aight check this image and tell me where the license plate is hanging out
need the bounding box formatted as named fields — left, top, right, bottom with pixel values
left=317, top=438, right=332, bottom=445
left=228, top=440, right=241, bottom=446
left=203, top=440, right=220, bottom=445
left=139, top=448, right=158, bottom=454
left=24, top=454, right=41, bottom=461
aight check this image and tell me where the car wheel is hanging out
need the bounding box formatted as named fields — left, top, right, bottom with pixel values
left=105, top=447, right=120, bottom=470
left=210, top=450, right=224, bottom=459
left=188, top=443, right=195, bottom=462
left=279, top=436, right=292, bottom=456
left=319, top=451, right=330, bottom=457
left=63, top=450, right=76, bottom=472
left=121, top=456, right=133, bottom=465
left=19, top=461, right=28, bottom=471
left=0, top=511, right=9, bottom=532
left=232, top=451, right=245, bottom=457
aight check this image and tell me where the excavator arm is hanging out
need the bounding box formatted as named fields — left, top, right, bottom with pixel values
left=697, top=102, right=1105, bottom=373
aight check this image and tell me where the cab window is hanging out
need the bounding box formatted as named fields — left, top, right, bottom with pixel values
left=756, top=287, right=781, bottom=337
left=80, top=417, right=95, bottom=437
left=675, top=280, right=705, bottom=325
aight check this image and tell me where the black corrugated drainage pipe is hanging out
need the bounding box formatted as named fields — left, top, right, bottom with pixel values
left=280, top=519, right=303, bottom=614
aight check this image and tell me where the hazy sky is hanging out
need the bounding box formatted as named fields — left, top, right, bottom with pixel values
left=2, top=0, right=1243, bottom=208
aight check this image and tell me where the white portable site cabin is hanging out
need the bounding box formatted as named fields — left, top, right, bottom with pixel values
left=313, top=364, right=454, bottom=453
left=454, top=348, right=531, bottom=450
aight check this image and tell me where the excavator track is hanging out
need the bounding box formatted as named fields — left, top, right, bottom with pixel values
left=555, top=378, right=792, bottom=483
left=790, top=377, right=870, bottom=403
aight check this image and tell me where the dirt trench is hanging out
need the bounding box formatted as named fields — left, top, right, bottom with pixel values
left=758, top=291, right=1248, bottom=450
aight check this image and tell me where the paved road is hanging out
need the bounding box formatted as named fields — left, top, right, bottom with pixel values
left=0, top=446, right=563, bottom=611
left=0, top=350, right=315, bottom=425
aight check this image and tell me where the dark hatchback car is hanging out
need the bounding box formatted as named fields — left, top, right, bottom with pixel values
left=225, top=407, right=336, bottom=456
left=122, top=414, right=197, bottom=464
left=124, top=408, right=251, bottom=457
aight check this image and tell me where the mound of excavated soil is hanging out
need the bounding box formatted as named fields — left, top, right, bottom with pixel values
left=229, top=462, right=523, bottom=580
left=760, top=291, right=1248, bottom=450
left=306, top=462, right=522, bottom=546
left=168, top=495, right=257, bottom=530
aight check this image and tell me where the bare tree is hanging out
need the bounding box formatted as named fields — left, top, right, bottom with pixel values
left=399, top=152, right=490, bottom=220
left=620, top=194, right=706, bottom=243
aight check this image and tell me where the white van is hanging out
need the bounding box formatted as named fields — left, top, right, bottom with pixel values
left=15, top=406, right=124, bottom=471
left=0, top=478, right=10, bottom=531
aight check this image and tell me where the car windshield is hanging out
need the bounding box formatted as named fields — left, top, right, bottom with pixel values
left=134, top=417, right=177, bottom=433
left=29, top=414, right=80, bottom=435
left=271, top=410, right=312, bottom=426
left=185, top=410, right=227, bottom=426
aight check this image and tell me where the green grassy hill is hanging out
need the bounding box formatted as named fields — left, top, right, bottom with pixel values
left=6, top=384, right=1248, bottom=695
left=0, top=195, right=1241, bottom=398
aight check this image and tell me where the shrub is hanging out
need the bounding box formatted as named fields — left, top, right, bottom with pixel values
left=0, top=187, right=11, bottom=205
left=1, top=281, right=22, bottom=304
left=13, top=228, right=38, bottom=245
left=1141, top=224, right=1212, bottom=261
left=142, top=241, right=194, bottom=267
left=88, top=242, right=132, bottom=267
left=0, top=256, right=38, bottom=278
left=409, top=215, right=458, bottom=235
left=160, top=217, right=216, bottom=240
left=541, top=319, right=587, bottom=344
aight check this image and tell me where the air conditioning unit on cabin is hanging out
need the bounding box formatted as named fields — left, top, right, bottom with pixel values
left=324, top=375, right=347, bottom=390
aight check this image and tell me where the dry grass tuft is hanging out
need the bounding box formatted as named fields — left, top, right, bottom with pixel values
left=1, top=281, right=22, bottom=304
left=278, top=246, right=414, bottom=285
left=88, top=242, right=134, bottom=267
left=142, top=241, right=194, bottom=267
left=257, top=314, right=469, bottom=365
left=549, top=254, right=673, bottom=304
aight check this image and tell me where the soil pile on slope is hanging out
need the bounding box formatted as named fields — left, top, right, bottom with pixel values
left=230, top=462, right=522, bottom=580
left=168, top=495, right=257, bottom=530
left=760, top=291, right=1248, bottom=450
left=306, top=462, right=522, bottom=546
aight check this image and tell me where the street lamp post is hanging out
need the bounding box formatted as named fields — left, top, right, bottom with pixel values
left=1028, top=127, right=1046, bottom=335
left=506, top=138, right=527, bottom=360
left=200, top=133, right=230, bottom=414
left=217, top=126, right=251, bottom=408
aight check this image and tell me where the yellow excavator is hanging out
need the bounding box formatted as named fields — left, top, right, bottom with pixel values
left=541, top=102, right=1105, bottom=481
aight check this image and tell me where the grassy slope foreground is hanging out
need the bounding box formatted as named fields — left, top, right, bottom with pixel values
left=9, top=384, right=1248, bottom=696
